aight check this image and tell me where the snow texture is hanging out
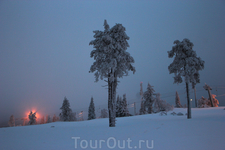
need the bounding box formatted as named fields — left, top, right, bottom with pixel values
left=1, top=107, right=225, bottom=150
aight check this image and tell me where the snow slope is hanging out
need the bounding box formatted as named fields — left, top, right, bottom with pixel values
left=0, top=107, right=225, bottom=150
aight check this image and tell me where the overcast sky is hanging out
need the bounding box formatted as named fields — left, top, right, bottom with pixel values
left=0, top=0, right=225, bottom=125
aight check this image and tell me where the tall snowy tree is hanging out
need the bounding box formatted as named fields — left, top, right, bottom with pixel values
left=175, top=91, right=182, bottom=108
left=89, top=20, right=135, bottom=127
left=8, top=115, right=15, bottom=127
left=88, top=97, right=96, bottom=120
left=59, top=97, right=73, bottom=121
left=143, top=83, right=155, bottom=114
left=28, top=111, right=37, bottom=125
left=168, top=38, right=204, bottom=119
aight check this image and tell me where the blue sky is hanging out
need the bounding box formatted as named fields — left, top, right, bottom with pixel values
left=0, top=0, right=225, bottom=125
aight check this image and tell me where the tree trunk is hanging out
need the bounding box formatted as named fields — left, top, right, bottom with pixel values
left=108, top=71, right=116, bottom=127
left=186, top=82, right=191, bottom=119
left=194, top=87, right=197, bottom=108
left=207, top=89, right=214, bottom=107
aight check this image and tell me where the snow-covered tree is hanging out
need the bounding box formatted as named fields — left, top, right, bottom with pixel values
left=139, top=101, right=146, bottom=115
left=52, top=114, right=59, bottom=122
left=211, top=94, right=219, bottom=107
left=89, top=20, right=135, bottom=127
left=100, top=109, right=108, bottom=118
left=28, top=111, right=37, bottom=125
left=168, top=38, right=205, bottom=119
left=198, top=96, right=210, bottom=108
left=46, top=115, right=51, bottom=123
left=121, top=94, right=129, bottom=117
left=153, top=93, right=174, bottom=113
left=59, top=97, right=73, bottom=121
left=116, top=95, right=123, bottom=117
left=8, top=115, right=15, bottom=127
left=40, top=116, right=45, bottom=124
left=88, top=97, right=96, bottom=120
left=175, top=91, right=182, bottom=108
left=143, top=83, right=155, bottom=114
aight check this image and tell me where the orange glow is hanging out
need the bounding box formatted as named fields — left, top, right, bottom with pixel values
left=26, top=110, right=40, bottom=119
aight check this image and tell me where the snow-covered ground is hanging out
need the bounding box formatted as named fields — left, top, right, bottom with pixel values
left=1, top=107, right=225, bottom=150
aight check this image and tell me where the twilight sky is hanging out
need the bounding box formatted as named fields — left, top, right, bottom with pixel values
left=0, top=0, right=225, bottom=125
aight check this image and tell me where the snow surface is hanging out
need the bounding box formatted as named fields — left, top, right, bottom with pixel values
left=0, top=107, right=225, bottom=150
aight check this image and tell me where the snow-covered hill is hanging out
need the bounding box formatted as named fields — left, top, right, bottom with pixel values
left=1, top=107, right=225, bottom=150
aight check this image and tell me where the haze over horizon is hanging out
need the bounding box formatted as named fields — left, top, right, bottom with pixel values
left=1, top=0, right=225, bottom=126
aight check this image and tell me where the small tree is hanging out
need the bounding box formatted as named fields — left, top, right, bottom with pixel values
left=40, top=116, right=45, bottom=124
left=121, top=94, right=129, bottom=117
left=116, top=95, right=123, bottom=117
left=46, top=115, right=51, bottom=123
left=8, top=115, right=15, bottom=127
left=28, top=111, right=37, bottom=125
left=139, top=101, right=146, bottom=115
left=88, top=97, right=96, bottom=120
left=89, top=20, right=135, bottom=127
left=100, top=109, right=108, bottom=118
left=59, top=97, right=73, bottom=121
left=175, top=91, right=182, bottom=108
left=153, top=93, right=174, bottom=113
left=168, top=38, right=204, bottom=119
left=211, top=94, right=219, bottom=107
left=52, top=114, right=59, bottom=122
left=198, top=96, right=210, bottom=108
left=143, top=83, right=155, bottom=114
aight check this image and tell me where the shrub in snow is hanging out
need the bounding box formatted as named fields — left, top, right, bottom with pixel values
left=28, top=111, right=37, bottom=125
left=52, top=114, right=59, bottom=122
left=177, top=112, right=184, bottom=116
left=175, top=91, right=182, bottom=108
left=59, top=97, right=73, bottom=121
left=46, top=115, right=51, bottom=123
left=198, top=96, right=210, bottom=108
left=168, top=38, right=205, bottom=119
left=160, top=111, right=167, bottom=116
left=40, top=116, right=45, bottom=124
left=211, top=94, right=219, bottom=107
left=171, top=112, right=176, bottom=116
left=8, top=115, right=15, bottom=127
left=143, top=83, right=155, bottom=114
left=153, top=93, right=174, bottom=113
left=100, top=109, right=108, bottom=118
left=89, top=20, right=135, bottom=127
left=88, top=97, right=96, bottom=120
